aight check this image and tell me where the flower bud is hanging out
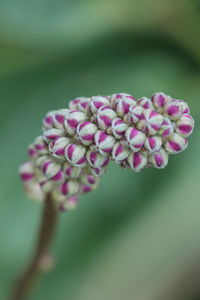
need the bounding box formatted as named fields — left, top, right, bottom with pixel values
left=34, top=136, right=48, bottom=155
left=138, top=109, right=164, bottom=135
left=96, top=106, right=117, bottom=129
left=128, top=105, right=144, bottom=124
left=125, top=127, right=146, bottom=151
left=43, top=111, right=55, bottom=129
left=90, top=96, right=110, bottom=113
left=159, top=118, right=174, bottom=138
left=165, top=133, right=188, bottom=154
left=151, top=92, right=169, bottom=112
left=86, top=150, right=109, bottom=168
left=127, top=151, right=147, bottom=172
left=42, top=161, right=61, bottom=179
left=175, top=99, right=190, bottom=114
left=60, top=180, right=80, bottom=196
left=53, top=109, right=68, bottom=129
left=110, top=92, right=136, bottom=107
left=112, top=142, right=130, bottom=161
left=114, top=94, right=137, bottom=117
left=149, top=148, right=168, bottom=169
left=80, top=174, right=99, bottom=187
left=65, top=143, right=87, bottom=167
left=144, top=136, right=162, bottom=153
left=63, top=163, right=82, bottom=178
left=40, top=180, right=54, bottom=193
left=19, top=161, right=35, bottom=182
left=137, top=97, right=154, bottom=110
left=60, top=196, right=78, bottom=211
left=68, top=98, right=81, bottom=110
left=64, top=110, right=87, bottom=135
left=76, top=121, right=97, bottom=145
left=165, top=100, right=183, bottom=120
left=43, top=129, right=65, bottom=141
left=49, top=137, right=71, bottom=158
left=175, top=114, right=194, bottom=137
left=77, top=97, right=91, bottom=114
left=111, top=118, right=128, bottom=139
left=28, top=144, right=39, bottom=159
left=25, top=182, right=44, bottom=201
left=94, top=130, right=115, bottom=155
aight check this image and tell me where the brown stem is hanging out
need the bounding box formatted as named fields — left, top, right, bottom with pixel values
left=9, top=193, right=59, bottom=300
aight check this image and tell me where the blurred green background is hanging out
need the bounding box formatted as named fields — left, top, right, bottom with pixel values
left=0, top=0, right=200, bottom=299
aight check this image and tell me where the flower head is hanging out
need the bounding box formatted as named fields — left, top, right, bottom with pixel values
left=20, top=92, right=194, bottom=210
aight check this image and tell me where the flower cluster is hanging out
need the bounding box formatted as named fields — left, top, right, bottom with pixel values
left=19, top=92, right=194, bottom=211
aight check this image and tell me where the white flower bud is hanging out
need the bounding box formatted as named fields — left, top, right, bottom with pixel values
left=165, top=133, right=188, bottom=154
left=112, top=142, right=130, bottom=161
left=144, top=136, right=162, bottom=153
left=149, top=148, right=168, bottom=169
left=127, top=151, right=147, bottom=172
left=125, top=127, right=146, bottom=151
left=65, top=143, right=87, bottom=167
left=76, top=121, right=97, bottom=145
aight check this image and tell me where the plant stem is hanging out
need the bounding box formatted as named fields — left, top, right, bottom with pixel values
left=9, top=193, right=59, bottom=300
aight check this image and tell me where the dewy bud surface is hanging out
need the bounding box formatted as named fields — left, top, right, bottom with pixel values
left=19, top=92, right=194, bottom=211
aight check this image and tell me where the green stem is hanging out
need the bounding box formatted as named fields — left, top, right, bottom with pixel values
left=9, top=193, right=59, bottom=300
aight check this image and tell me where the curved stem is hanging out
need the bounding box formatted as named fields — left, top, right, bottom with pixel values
left=9, top=193, right=59, bottom=300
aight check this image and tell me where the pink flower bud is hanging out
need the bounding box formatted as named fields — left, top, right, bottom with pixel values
left=19, top=161, right=35, bottom=182
left=60, top=180, right=80, bottom=196
left=165, top=100, right=183, bottom=120
left=111, top=118, right=128, bottom=139
left=63, top=163, right=82, bottom=178
left=43, top=129, right=65, bottom=141
left=65, top=143, right=86, bottom=167
left=137, top=97, right=154, bottom=110
left=96, top=106, right=117, bottom=129
left=114, top=94, right=137, bottom=117
left=41, top=161, right=61, bottom=179
left=165, top=133, right=188, bottom=154
left=151, top=92, right=169, bottom=112
left=174, top=99, right=190, bottom=114
left=112, top=142, right=130, bottom=161
left=64, top=110, right=88, bottom=135
left=94, top=130, right=115, bottom=155
left=76, top=121, right=97, bottom=145
left=90, top=96, right=110, bottom=113
left=34, top=136, right=48, bottom=155
left=127, top=151, right=147, bottom=172
left=80, top=174, right=99, bottom=187
left=86, top=150, right=109, bottom=168
left=149, top=148, right=168, bottom=169
left=49, top=137, right=71, bottom=158
left=60, top=196, right=78, bottom=211
left=175, top=114, right=194, bottom=137
left=138, top=109, right=164, bottom=135
left=40, top=180, right=54, bottom=193
left=128, top=105, right=144, bottom=124
left=109, top=93, right=136, bottom=109
left=77, top=97, right=91, bottom=114
left=43, top=111, right=55, bottom=129
left=159, top=118, right=174, bottom=138
left=144, top=136, right=162, bottom=153
left=125, top=127, right=146, bottom=151
left=28, top=144, right=39, bottom=158
left=68, top=98, right=81, bottom=110
left=53, top=109, right=68, bottom=129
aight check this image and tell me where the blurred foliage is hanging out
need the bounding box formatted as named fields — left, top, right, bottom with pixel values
left=0, top=0, right=200, bottom=299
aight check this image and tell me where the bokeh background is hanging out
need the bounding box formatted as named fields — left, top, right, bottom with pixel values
left=0, top=0, right=200, bottom=299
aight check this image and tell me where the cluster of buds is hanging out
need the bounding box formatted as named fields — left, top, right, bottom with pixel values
left=19, top=92, right=194, bottom=211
